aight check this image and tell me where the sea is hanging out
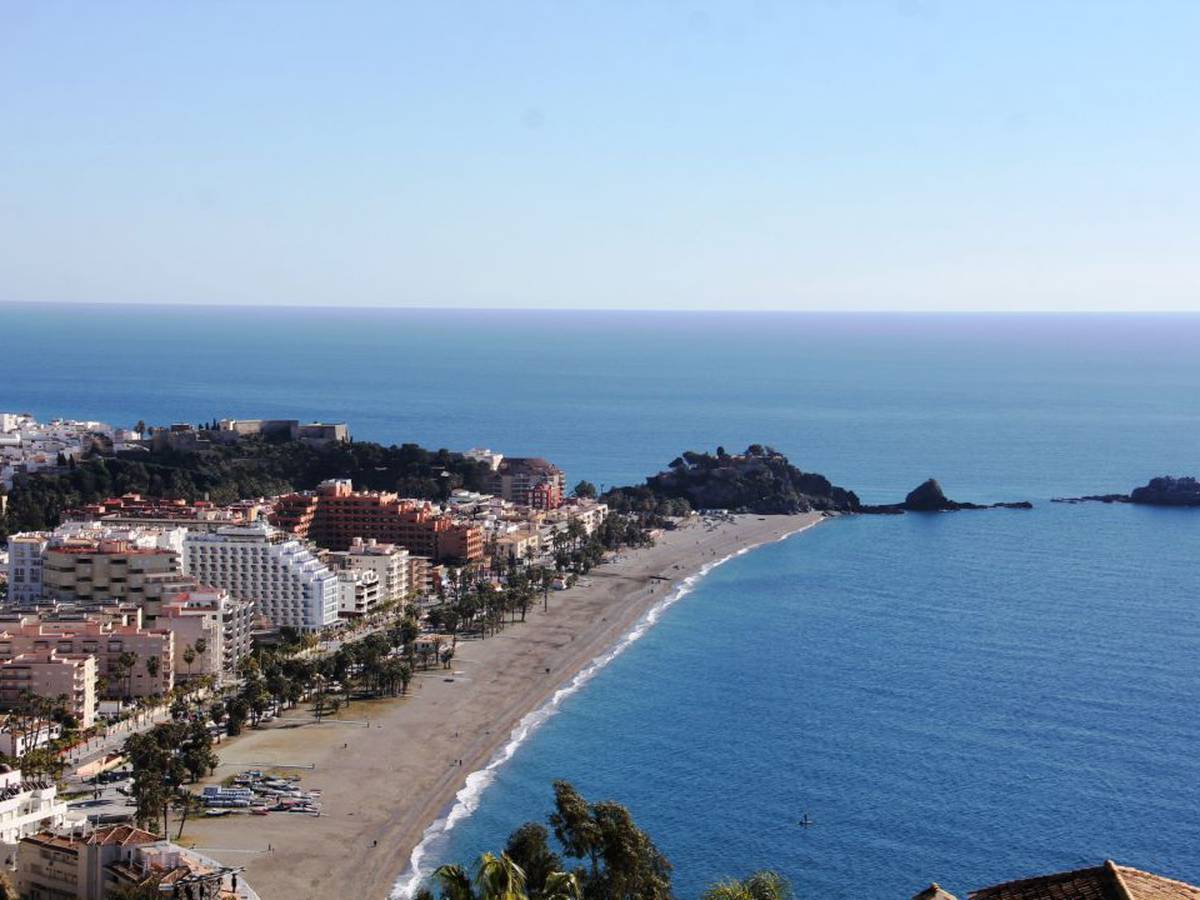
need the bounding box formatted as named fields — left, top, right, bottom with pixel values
left=3, top=304, right=1199, bottom=897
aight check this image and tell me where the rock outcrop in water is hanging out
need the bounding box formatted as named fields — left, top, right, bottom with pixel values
left=862, top=478, right=1032, bottom=513
left=1130, top=476, right=1200, bottom=506
left=1053, top=476, right=1200, bottom=507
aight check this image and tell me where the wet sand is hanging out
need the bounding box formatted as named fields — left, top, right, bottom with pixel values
left=181, top=512, right=822, bottom=899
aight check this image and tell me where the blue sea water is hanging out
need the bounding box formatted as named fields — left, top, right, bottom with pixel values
left=3, top=304, right=1200, bottom=896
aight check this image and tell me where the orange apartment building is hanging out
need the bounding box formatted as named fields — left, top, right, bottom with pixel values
left=271, top=479, right=483, bottom=562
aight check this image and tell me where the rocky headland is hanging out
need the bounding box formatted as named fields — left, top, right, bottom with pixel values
left=603, top=450, right=1031, bottom=517
left=602, top=445, right=862, bottom=515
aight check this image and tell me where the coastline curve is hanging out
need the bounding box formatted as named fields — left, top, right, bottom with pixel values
left=389, top=518, right=821, bottom=899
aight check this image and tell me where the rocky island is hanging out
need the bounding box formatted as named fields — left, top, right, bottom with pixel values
left=863, top=478, right=1033, bottom=513
left=1054, top=475, right=1200, bottom=507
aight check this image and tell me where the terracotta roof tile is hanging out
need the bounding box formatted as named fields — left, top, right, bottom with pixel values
left=85, top=824, right=159, bottom=847
left=1115, top=864, right=1200, bottom=900
left=969, top=861, right=1200, bottom=900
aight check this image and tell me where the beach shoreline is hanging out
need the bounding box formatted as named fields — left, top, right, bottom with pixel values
left=180, top=512, right=823, bottom=899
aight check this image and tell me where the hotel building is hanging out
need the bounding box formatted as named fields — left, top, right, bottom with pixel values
left=271, top=479, right=483, bottom=562
left=325, top=537, right=410, bottom=606
left=182, top=526, right=340, bottom=632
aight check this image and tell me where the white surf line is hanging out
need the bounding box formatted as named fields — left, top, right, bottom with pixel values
left=389, top=517, right=821, bottom=899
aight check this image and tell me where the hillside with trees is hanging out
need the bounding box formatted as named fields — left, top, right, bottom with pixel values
left=602, top=445, right=860, bottom=516
left=0, top=437, right=494, bottom=536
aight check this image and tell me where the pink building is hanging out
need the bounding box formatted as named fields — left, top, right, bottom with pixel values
left=0, top=650, right=97, bottom=727
left=0, top=619, right=173, bottom=701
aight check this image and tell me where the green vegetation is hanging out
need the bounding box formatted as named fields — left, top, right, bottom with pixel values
left=417, top=781, right=791, bottom=900
left=0, top=437, right=493, bottom=534
left=603, top=445, right=860, bottom=516
left=124, top=720, right=218, bottom=837
left=0, top=690, right=85, bottom=782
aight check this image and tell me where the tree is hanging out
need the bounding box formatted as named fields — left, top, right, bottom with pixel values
left=433, top=864, right=475, bottom=900
left=114, top=651, right=138, bottom=699
left=182, top=644, right=197, bottom=680
left=504, top=823, right=562, bottom=896
left=475, top=852, right=526, bottom=900
left=541, top=872, right=583, bottom=900
left=397, top=661, right=413, bottom=696
left=588, top=800, right=671, bottom=899
left=549, top=781, right=601, bottom=879
left=144, top=655, right=160, bottom=692
left=125, top=725, right=183, bottom=834
left=572, top=480, right=597, bottom=499
left=702, top=872, right=793, bottom=900
left=547, top=781, right=670, bottom=899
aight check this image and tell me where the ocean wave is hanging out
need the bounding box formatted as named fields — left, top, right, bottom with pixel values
left=389, top=520, right=817, bottom=898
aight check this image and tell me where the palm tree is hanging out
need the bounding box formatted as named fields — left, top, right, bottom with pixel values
left=114, top=651, right=138, bottom=700
left=433, top=864, right=476, bottom=900
left=474, top=852, right=526, bottom=900
left=144, top=656, right=160, bottom=694
left=702, top=871, right=793, bottom=900
left=182, top=644, right=197, bottom=681
left=541, top=872, right=582, bottom=900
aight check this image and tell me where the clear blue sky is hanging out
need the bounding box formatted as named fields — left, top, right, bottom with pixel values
left=2, top=1, right=1198, bottom=311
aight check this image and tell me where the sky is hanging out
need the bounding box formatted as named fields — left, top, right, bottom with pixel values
left=1, top=1, right=1198, bottom=312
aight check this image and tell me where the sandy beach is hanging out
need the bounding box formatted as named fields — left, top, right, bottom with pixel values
left=180, top=512, right=822, bottom=899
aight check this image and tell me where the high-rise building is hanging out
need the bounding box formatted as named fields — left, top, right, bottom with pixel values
left=182, top=526, right=339, bottom=632
left=326, top=538, right=410, bottom=606
left=159, top=587, right=253, bottom=681
left=0, top=618, right=173, bottom=704
left=487, top=458, right=566, bottom=509
left=0, top=650, right=97, bottom=727
left=336, top=568, right=380, bottom=618
left=5, top=533, right=48, bottom=604
left=41, top=537, right=180, bottom=606
left=271, top=480, right=482, bottom=562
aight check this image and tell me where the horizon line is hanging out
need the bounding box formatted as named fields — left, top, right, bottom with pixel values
left=3, top=299, right=1200, bottom=316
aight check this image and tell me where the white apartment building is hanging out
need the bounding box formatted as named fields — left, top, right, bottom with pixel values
left=159, top=587, right=252, bottom=681
left=182, top=526, right=339, bottom=632
left=327, top=537, right=409, bottom=605
left=0, top=765, right=74, bottom=848
left=337, top=568, right=380, bottom=618
left=6, top=533, right=49, bottom=604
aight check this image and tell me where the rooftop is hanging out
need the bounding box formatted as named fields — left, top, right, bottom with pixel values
left=968, top=861, right=1200, bottom=900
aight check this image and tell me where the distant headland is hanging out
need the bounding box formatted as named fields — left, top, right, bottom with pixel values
left=600, top=446, right=1032, bottom=516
